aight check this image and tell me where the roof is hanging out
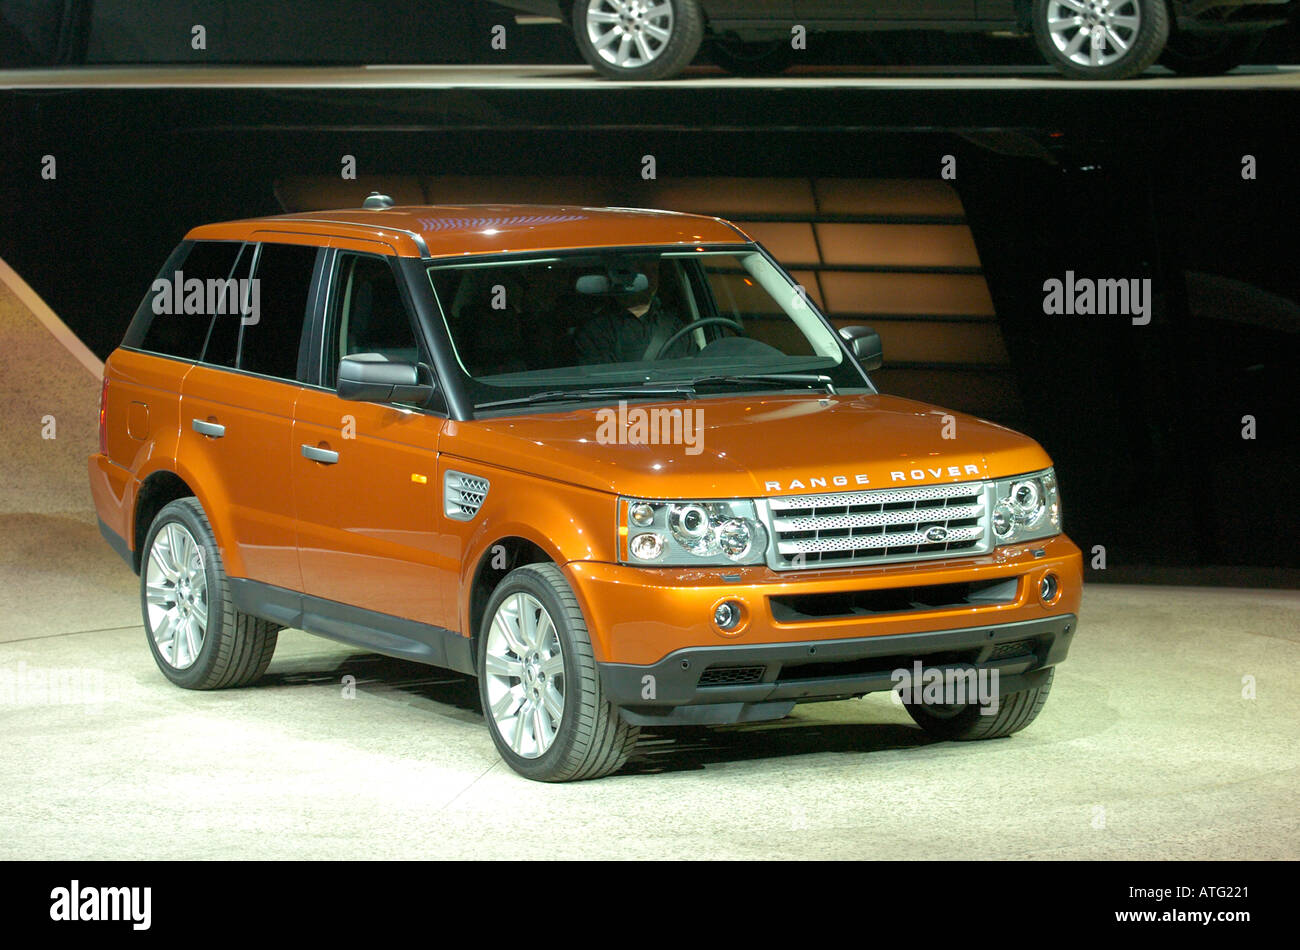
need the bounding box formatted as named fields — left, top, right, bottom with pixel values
left=185, top=204, right=752, bottom=259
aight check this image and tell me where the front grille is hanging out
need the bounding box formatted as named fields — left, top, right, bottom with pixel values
left=697, top=666, right=766, bottom=686
left=763, top=481, right=991, bottom=570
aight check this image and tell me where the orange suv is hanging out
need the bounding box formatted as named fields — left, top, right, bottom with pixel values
left=90, top=200, right=1082, bottom=781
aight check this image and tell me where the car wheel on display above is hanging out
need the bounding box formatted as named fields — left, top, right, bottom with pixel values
left=1157, top=29, right=1266, bottom=76
left=1031, top=0, right=1169, bottom=80
left=706, top=35, right=797, bottom=76
left=572, top=0, right=705, bottom=81
left=477, top=563, right=639, bottom=781
left=141, top=498, right=280, bottom=690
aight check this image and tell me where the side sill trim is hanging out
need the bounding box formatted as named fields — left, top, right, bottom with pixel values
left=228, top=578, right=475, bottom=676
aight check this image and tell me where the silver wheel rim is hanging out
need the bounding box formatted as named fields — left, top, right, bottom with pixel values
left=1046, top=0, right=1142, bottom=69
left=586, top=0, right=675, bottom=71
left=145, top=522, right=208, bottom=670
left=484, top=592, right=565, bottom=759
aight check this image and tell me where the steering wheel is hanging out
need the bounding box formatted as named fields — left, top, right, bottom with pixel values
left=651, top=317, right=745, bottom=360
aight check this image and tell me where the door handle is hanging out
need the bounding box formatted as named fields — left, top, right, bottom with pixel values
left=192, top=419, right=225, bottom=438
left=301, top=444, right=339, bottom=465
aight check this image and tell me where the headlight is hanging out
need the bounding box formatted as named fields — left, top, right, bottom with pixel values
left=991, top=468, right=1061, bottom=545
left=620, top=498, right=768, bottom=566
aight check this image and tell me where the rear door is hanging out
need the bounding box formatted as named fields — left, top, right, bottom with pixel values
left=291, top=244, right=451, bottom=629
left=178, top=238, right=321, bottom=589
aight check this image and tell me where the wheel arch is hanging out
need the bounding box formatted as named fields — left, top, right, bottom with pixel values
left=466, top=535, right=555, bottom=652
left=132, top=469, right=198, bottom=574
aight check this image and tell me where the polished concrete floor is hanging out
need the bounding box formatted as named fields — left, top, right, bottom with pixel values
left=2, top=569, right=1296, bottom=860
left=1, top=63, right=1298, bottom=90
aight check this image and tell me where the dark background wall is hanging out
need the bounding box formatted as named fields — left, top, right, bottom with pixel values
left=1, top=85, right=1295, bottom=583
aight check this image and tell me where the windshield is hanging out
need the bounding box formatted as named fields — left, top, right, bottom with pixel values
left=427, top=247, right=871, bottom=410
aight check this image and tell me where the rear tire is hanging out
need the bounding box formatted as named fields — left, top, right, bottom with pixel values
left=1032, top=0, right=1168, bottom=80
left=573, top=0, right=705, bottom=81
left=904, top=669, right=1055, bottom=741
left=1158, top=30, right=1265, bottom=76
left=141, top=498, right=279, bottom=690
left=478, top=563, right=639, bottom=781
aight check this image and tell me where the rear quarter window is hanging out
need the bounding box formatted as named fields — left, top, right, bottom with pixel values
left=123, top=240, right=246, bottom=361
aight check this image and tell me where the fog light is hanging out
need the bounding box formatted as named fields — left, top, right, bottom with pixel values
left=1039, top=572, right=1060, bottom=604
left=713, top=601, right=741, bottom=631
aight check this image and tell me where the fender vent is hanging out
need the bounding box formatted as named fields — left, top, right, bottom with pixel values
left=444, top=471, right=490, bottom=521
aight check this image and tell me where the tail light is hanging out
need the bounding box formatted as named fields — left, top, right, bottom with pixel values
left=98, top=375, right=109, bottom=455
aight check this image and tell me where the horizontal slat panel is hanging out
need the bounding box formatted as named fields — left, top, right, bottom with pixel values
left=737, top=221, right=820, bottom=264
left=643, top=178, right=818, bottom=216
left=833, top=318, right=1009, bottom=365
left=814, top=179, right=965, bottom=217
left=816, top=223, right=982, bottom=268
left=820, top=272, right=995, bottom=315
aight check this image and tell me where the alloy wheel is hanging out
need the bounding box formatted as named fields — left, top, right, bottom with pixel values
left=145, top=522, right=209, bottom=670
left=586, top=1, right=676, bottom=71
left=1046, top=0, right=1142, bottom=69
left=484, top=592, right=566, bottom=758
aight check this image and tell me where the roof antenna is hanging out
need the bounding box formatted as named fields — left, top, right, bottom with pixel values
left=362, top=192, right=395, bottom=210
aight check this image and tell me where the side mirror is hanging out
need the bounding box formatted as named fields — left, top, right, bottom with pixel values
left=838, top=325, right=883, bottom=371
left=337, top=354, right=435, bottom=404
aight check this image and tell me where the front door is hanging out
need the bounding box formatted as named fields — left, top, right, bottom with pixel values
left=291, top=249, right=449, bottom=629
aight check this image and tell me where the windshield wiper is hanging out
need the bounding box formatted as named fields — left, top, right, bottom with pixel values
left=476, top=386, right=696, bottom=411
left=685, top=373, right=836, bottom=396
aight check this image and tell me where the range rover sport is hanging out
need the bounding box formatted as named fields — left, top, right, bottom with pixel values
left=90, top=200, right=1082, bottom=781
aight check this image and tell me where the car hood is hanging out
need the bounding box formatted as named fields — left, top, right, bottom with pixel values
left=440, top=393, right=1052, bottom=499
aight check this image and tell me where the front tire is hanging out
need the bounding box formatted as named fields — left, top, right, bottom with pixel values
left=141, top=498, right=279, bottom=690
left=1032, top=0, right=1169, bottom=80
left=573, top=0, right=705, bottom=81
left=904, top=669, right=1055, bottom=741
left=1158, top=29, right=1265, bottom=76
left=478, top=564, right=639, bottom=781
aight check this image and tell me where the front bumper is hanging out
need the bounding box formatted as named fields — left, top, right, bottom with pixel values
left=601, top=613, right=1074, bottom=726
left=566, top=534, right=1081, bottom=725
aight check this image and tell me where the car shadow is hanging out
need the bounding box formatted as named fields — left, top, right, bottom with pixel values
left=623, top=721, right=935, bottom=775
left=261, top=651, right=938, bottom=773
left=261, top=652, right=482, bottom=715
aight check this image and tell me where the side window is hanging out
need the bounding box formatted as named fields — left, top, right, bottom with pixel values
left=323, top=253, right=422, bottom=387
left=238, top=242, right=318, bottom=381
left=198, top=242, right=255, bottom=368
left=126, top=241, right=244, bottom=361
